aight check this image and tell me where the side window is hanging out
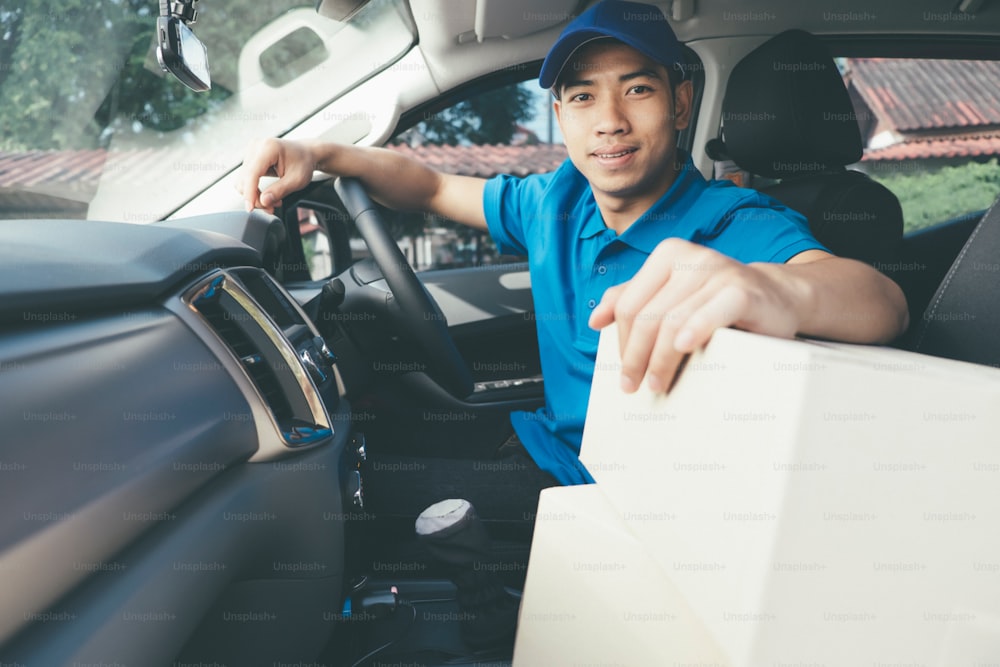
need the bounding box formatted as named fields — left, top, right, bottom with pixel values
left=842, top=57, right=1000, bottom=233
left=320, top=62, right=702, bottom=277
left=380, top=79, right=565, bottom=272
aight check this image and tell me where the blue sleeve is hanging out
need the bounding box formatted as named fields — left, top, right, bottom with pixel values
left=703, top=196, right=829, bottom=264
left=483, top=174, right=531, bottom=257
left=483, top=170, right=565, bottom=257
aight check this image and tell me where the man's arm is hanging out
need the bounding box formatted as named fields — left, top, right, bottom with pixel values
left=589, top=239, right=910, bottom=394
left=238, top=137, right=488, bottom=230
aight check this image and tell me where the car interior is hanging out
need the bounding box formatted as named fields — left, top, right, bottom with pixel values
left=2, top=1, right=1000, bottom=665
left=706, top=28, right=905, bottom=268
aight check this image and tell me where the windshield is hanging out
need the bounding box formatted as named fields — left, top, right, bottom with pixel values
left=0, top=0, right=414, bottom=222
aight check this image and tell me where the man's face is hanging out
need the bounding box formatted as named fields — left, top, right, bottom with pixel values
left=554, top=40, right=692, bottom=217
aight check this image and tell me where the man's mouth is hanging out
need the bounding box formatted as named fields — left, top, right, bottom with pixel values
left=593, top=147, right=637, bottom=159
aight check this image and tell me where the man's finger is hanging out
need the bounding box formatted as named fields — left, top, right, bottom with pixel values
left=610, top=250, right=682, bottom=365
left=260, top=188, right=282, bottom=211
left=620, top=286, right=716, bottom=393
left=592, top=239, right=681, bottom=325
left=239, top=138, right=283, bottom=211
left=589, top=282, right=626, bottom=330
left=673, top=285, right=751, bottom=353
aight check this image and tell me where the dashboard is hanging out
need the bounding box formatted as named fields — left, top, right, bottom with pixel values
left=0, top=213, right=346, bottom=460
left=0, top=213, right=357, bottom=662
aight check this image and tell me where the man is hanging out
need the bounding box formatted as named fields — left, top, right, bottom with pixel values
left=239, top=0, right=908, bottom=489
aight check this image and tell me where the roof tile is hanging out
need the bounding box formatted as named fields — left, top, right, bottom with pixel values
left=0, top=144, right=569, bottom=197
left=850, top=58, right=1000, bottom=132
left=863, top=133, right=1000, bottom=161
left=387, top=143, right=567, bottom=178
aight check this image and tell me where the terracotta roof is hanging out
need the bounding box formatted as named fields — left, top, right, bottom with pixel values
left=0, top=149, right=163, bottom=190
left=0, top=144, right=568, bottom=197
left=863, top=133, right=1000, bottom=162
left=387, top=143, right=568, bottom=178
left=849, top=58, right=1000, bottom=133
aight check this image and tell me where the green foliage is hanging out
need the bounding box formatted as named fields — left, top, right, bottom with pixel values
left=404, top=83, right=537, bottom=146
left=870, top=158, right=1000, bottom=233
left=0, top=1, right=319, bottom=151
left=0, top=1, right=221, bottom=150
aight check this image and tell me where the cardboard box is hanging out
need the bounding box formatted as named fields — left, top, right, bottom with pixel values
left=514, top=328, right=1000, bottom=666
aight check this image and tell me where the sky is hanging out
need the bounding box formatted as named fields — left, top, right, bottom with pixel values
left=523, top=83, right=564, bottom=144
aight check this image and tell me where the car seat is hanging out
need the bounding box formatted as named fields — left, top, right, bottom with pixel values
left=902, top=192, right=1000, bottom=366
left=706, top=29, right=903, bottom=267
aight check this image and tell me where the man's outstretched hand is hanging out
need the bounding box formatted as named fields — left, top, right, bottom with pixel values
left=589, top=238, right=810, bottom=395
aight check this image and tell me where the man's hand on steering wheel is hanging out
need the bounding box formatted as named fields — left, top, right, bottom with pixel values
left=238, top=138, right=317, bottom=214
left=237, top=137, right=474, bottom=398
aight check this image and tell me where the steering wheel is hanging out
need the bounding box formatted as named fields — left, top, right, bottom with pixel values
left=334, top=177, right=473, bottom=398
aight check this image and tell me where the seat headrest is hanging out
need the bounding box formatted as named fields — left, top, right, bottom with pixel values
left=718, top=30, right=863, bottom=179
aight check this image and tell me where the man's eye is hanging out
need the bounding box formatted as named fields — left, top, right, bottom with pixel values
left=629, top=85, right=652, bottom=94
left=571, top=93, right=592, bottom=102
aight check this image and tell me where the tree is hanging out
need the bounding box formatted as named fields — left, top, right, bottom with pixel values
left=396, top=82, right=537, bottom=146
left=0, top=0, right=323, bottom=151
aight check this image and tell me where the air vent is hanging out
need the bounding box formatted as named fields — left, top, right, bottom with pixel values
left=183, top=271, right=332, bottom=451
left=194, top=291, right=294, bottom=422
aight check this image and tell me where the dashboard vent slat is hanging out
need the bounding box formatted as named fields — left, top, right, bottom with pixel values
left=193, top=293, right=295, bottom=422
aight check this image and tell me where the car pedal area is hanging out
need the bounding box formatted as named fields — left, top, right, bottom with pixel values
left=319, top=577, right=514, bottom=667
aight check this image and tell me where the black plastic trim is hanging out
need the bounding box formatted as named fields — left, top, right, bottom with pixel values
left=0, top=219, right=260, bottom=323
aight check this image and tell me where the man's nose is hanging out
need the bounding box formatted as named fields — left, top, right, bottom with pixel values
left=594, top=97, right=629, bottom=135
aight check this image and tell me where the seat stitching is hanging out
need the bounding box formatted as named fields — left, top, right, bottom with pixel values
left=912, top=197, right=998, bottom=352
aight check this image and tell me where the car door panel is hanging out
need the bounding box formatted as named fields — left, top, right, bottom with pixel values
left=422, top=265, right=542, bottom=383
left=341, top=263, right=544, bottom=457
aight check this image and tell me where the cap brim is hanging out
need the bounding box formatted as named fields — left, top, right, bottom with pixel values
left=539, top=27, right=678, bottom=90
left=539, top=30, right=613, bottom=89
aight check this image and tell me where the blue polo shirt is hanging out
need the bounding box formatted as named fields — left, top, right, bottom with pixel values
left=483, top=156, right=826, bottom=485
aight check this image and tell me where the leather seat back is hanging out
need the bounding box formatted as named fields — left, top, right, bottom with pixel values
left=905, top=194, right=1000, bottom=366
left=710, top=29, right=903, bottom=266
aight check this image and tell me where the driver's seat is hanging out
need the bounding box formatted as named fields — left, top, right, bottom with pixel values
left=706, top=29, right=903, bottom=267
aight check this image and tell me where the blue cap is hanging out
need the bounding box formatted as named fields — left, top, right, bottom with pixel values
left=539, top=1, right=683, bottom=90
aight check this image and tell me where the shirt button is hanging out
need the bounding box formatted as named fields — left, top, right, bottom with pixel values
left=597, top=265, right=607, bottom=275
left=587, top=299, right=597, bottom=309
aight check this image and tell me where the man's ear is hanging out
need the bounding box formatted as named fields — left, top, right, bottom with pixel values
left=553, top=97, right=564, bottom=131
left=672, top=79, right=694, bottom=131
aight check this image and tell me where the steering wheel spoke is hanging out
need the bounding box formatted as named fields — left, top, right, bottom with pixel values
left=333, top=177, right=474, bottom=398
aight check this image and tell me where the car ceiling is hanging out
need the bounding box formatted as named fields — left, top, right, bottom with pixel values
left=410, top=0, right=998, bottom=93
left=425, top=0, right=997, bottom=41
left=660, top=0, right=996, bottom=40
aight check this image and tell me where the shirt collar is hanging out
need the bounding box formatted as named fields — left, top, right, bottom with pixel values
left=575, top=154, right=709, bottom=250
left=618, top=155, right=707, bottom=253
left=579, top=210, right=608, bottom=239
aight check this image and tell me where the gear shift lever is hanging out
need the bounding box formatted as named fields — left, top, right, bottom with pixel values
left=415, top=499, right=519, bottom=649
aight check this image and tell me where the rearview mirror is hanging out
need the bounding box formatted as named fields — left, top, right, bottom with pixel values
left=156, top=16, right=211, bottom=92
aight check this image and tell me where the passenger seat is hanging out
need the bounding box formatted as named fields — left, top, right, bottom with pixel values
left=706, top=29, right=903, bottom=267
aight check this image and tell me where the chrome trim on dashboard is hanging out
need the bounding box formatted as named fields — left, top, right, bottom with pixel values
left=170, top=268, right=334, bottom=461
